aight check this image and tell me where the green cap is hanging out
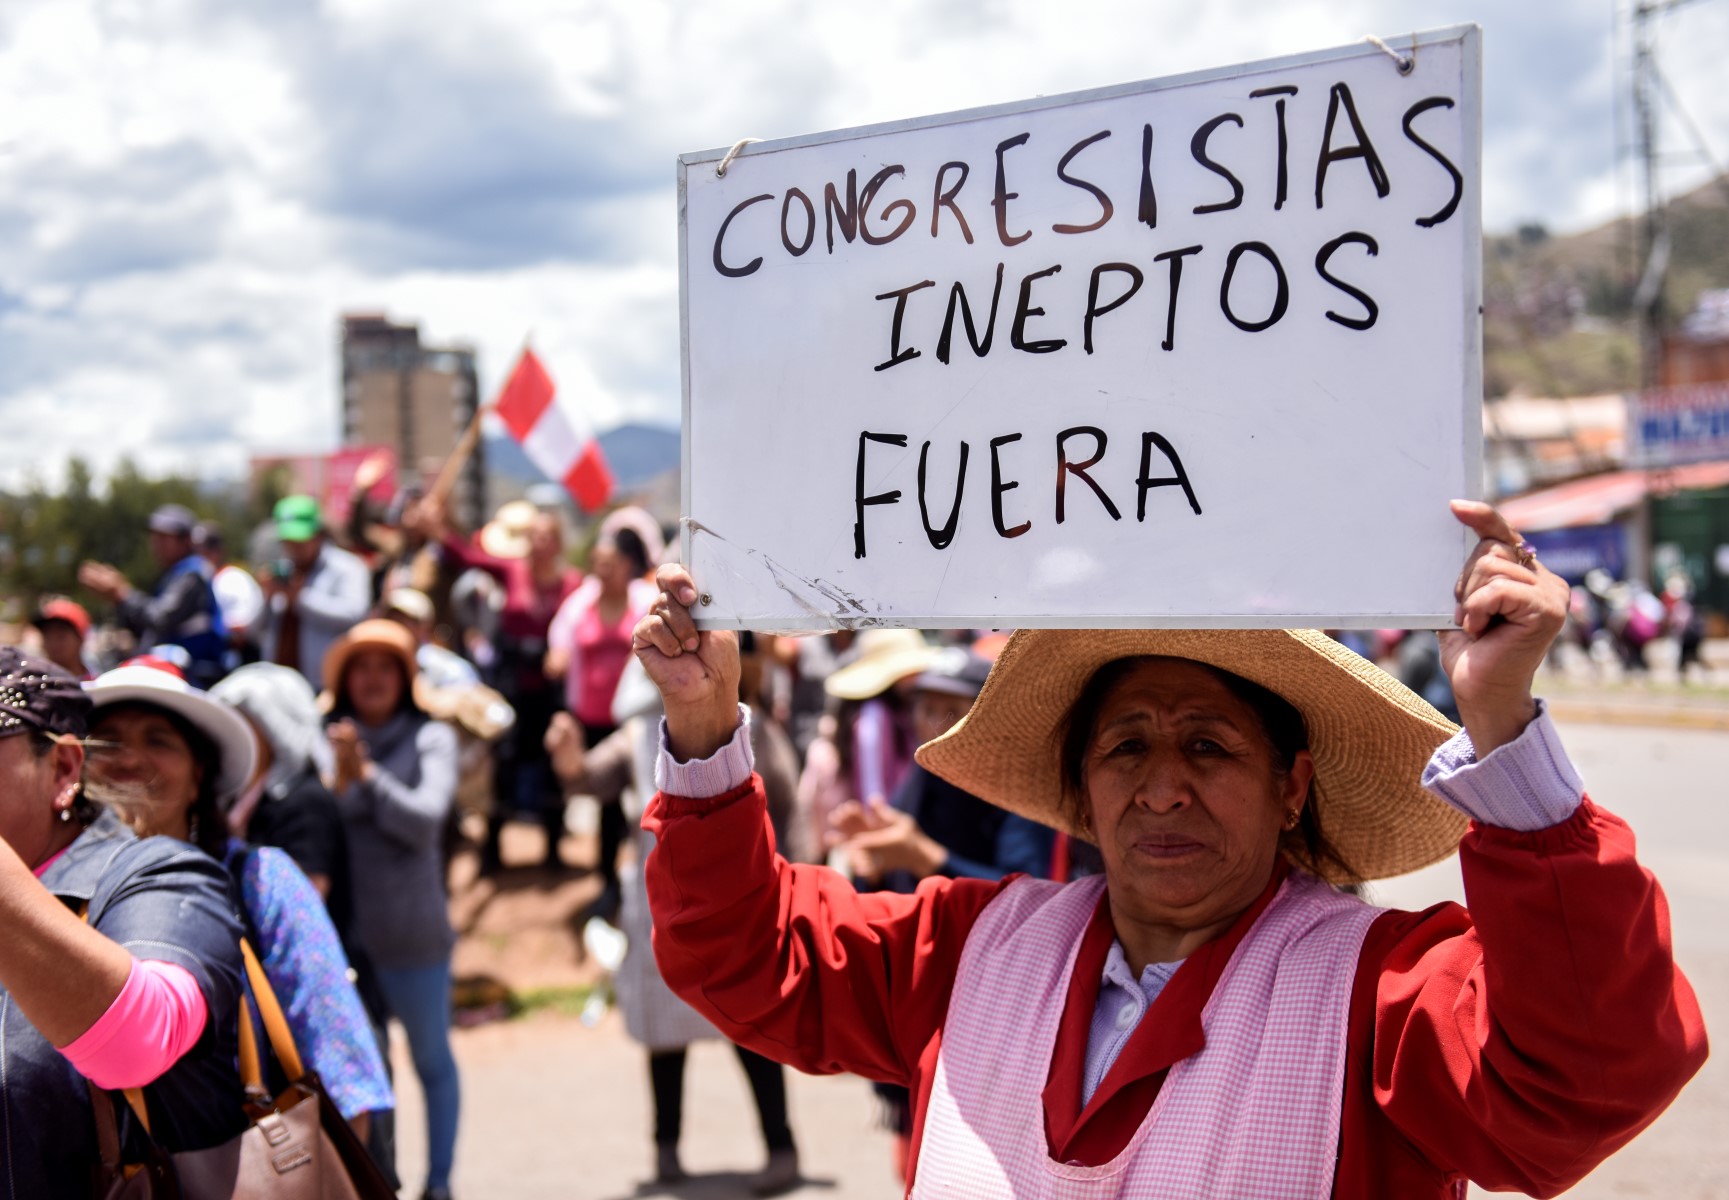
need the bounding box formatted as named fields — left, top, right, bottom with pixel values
left=273, top=494, right=322, bottom=543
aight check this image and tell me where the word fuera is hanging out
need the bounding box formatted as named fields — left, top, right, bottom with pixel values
left=853, top=426, right=1201, bottom=558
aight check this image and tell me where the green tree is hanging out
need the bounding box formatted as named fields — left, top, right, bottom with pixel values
left=0, top=458, right=254, bottom=625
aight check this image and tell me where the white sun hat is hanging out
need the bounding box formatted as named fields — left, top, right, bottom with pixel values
left=85, top=657, right=259, bottom=801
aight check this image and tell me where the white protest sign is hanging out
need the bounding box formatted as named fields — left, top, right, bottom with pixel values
left=680, top=26, right=1482, bottom=629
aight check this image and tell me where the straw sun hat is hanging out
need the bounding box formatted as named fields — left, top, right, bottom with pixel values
left=824, top=629, right=939, bottom=701
left=916, top=629, right=1467, bottom=883
left=478, top=500, right=540, bottom=559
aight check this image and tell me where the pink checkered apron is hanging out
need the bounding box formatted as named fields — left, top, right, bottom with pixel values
left=910, top=871, right=1383, bottom=1199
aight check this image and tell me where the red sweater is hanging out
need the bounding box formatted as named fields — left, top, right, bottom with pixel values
left=645, top=779, right=1706, bottom=1198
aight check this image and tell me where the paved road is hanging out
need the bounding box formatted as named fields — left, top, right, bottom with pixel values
left=1371, top=720, right=1729, bottom=1200
left=393, top=1015, right=898, bottom=1199
left=394, top=720, right=1726, bottom=1199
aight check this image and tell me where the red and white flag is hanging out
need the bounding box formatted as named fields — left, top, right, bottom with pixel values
left=493, top=347, right=614, bottom=513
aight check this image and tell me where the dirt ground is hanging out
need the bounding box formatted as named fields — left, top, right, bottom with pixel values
left=447, top=816, right=611, bottom=997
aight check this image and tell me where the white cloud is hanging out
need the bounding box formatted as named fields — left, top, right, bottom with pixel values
left=1, top=0, right=1724, bottom=488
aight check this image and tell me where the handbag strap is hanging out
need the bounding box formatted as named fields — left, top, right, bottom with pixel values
left=235, top=989, right=273, bottom=1107
left=88, top=1079, right=125, bottom=1170
left=126, top=1088, right=148, bottom=1123
left=239, top=936, right=306, bottom=1082
left=87, top=1081, right=160, bottom=1191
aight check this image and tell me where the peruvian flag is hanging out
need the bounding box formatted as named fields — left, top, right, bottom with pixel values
left=493, top=348, right=615, bottom=512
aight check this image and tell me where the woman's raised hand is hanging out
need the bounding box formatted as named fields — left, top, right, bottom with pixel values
left=1440, top=499, right=1570, bottom=755
left=632, top=563, right=741, bottom=762
left=326, top=719, right=370, bottom=790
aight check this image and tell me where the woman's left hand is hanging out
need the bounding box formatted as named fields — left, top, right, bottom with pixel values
left=1440, top=500, right=1570, bottom=755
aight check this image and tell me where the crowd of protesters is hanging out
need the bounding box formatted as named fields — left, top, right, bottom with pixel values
left=0, top=476, right=1074, bottom=1198
left=1, top=473, right=1708, bottom=1199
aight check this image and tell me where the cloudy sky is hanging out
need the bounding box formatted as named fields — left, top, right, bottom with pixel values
left=2, top=0, right=1725, bottom=488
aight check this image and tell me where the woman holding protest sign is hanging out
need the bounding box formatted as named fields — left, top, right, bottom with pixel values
left=632, top=500, right=1707, bottom=1199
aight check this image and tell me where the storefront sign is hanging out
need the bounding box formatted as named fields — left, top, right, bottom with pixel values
left=1629, top=383, right=1729, bottom=468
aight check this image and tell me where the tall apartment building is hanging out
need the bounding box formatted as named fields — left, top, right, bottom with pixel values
left=340, top=313, right=486, bottom=530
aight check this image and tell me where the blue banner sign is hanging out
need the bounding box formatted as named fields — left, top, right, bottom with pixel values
left=1525, top=523, right=1627, bottom=584
left=1629, top=383, right=1729, bottom=467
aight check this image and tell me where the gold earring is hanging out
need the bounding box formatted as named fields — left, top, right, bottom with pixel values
left=1284, top=810, right=1300, bottom=830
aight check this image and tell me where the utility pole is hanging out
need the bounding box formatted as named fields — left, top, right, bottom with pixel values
left=1626, top=0, right=1715, bottom=591
left=1630, top=0, right=1667, bottom=390
left=1629, top=0, right=1714, bottom=387
left=1628, top=0, right=1668, bottom=591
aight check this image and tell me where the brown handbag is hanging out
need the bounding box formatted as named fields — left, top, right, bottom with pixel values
left=92, top=939, right=395, bottom=1200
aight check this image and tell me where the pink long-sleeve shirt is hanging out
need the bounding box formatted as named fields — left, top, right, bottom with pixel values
left=35, top=853, right=208, bottom=1090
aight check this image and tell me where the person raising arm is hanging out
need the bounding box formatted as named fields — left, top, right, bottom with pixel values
left=633, top=501, right=1706, bottom=1200
left=0, top=647, right=245, bottom=1199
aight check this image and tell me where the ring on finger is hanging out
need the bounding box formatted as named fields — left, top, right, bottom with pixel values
left=1512, top=538, right=1537, bottom=571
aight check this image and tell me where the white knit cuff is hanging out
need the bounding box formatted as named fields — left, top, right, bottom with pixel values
left=653, top=704, right=754, bottom=797
left=1421, top=700, right=1584, bottom=831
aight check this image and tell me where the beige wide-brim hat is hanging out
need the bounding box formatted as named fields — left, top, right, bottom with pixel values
left=478, top=500, right=540, bottom=559
left=916, top=628, right=1467, bottom=883
left=825, top=629, right=940, bottom=701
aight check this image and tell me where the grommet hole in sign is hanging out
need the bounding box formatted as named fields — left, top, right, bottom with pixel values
left=1362, top=33, right=1415, bottom=75
left=715, top=138, right=761, bottom=178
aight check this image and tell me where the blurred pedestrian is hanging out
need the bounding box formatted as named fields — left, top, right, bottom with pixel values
left=212, top=660, right=401, bottom=1185
left=385, top=588, right=481, bottom=688
left=323, top=619, right=462, bottom=1200
left=210, top=664, right=343, bottom=898
left=824, top=629, right=935, bottom=807
left=1390, top=630, right=1459, bottom=723
left=83, top=659, right=394, bottom=1140
left=195, top=521, right=264, bottom=669
left=1662, top=570, right=1707, bottom=680
left=546, top=655, right=801, bottom=1195
left=383, top=588, right=518, bottom=880
left=344, top=453, right=459, bottom=635
left=260, top=495, right=373, bottom=692
left=78, top=503, right=229, bottom=686
left=31, top=595, right=93, bottom=680
left=413, top=497, right=578, bottom=873
left=785, top=632, right=847, bottom=760
left=448, top=567, right=504, bottom=679
left=827, top=648, right=1052, bottom=1182
left=833, top=649, right=1054, bottom=889
left=0, top=646, right=246, bottom=1197
left=545, top=508, right=660, bottom=905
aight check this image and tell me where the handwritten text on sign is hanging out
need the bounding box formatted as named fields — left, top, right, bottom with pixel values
left=681, top=28, right=1482, bottom=629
